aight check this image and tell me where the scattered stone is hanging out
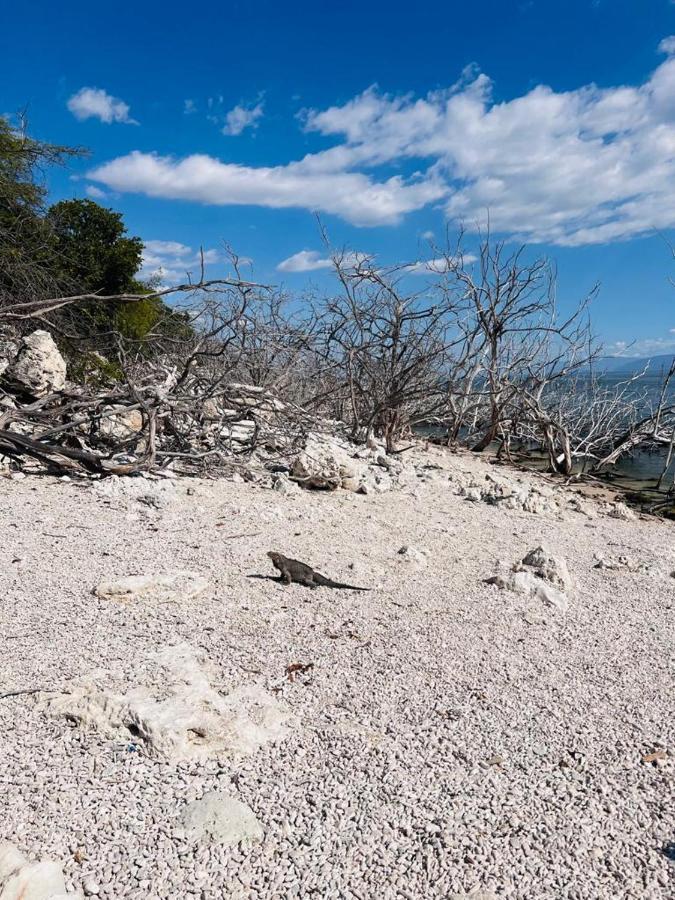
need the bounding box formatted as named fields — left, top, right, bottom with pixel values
left=94, top=572, right=210, bottom=603
left=602, top=501, right=638, bottom=521
left=449, top=890, right=498, bottom=900
left=567, top=496, right=597, bottom=518
left=46, top=644, right=296, bottom=761
left=8, top=330, right=67, bottom=397
left=593, top=553, right=650, bottom=573
left=450, top=469, right=560, bottom=516
left=97, top=407, right=143, bottom=441
left=179, top=793, right=264, bottom=846
left=397, top=545, right=428, bottom=567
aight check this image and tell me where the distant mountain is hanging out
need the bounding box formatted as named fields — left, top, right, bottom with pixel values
left=594, top=354, right=675, bottom=376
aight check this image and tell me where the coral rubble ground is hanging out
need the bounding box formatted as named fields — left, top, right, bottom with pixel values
left=1, top=446, right=674, bottom=898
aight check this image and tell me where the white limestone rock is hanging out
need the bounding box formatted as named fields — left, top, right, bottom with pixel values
left=94, top=572, right=210, bottom=603
left=46, top=644, right=296, bottom=762
left=0, top=841, right=83, bottom=899
left=292, top=432, right=364, bottom=491
left=98, top=407, right=143, bottom=441
left=9, top=330, right=66, bottom=396
left=179, top=793, right=264, bottom=846
left=487, top=545, right=573, bottom=613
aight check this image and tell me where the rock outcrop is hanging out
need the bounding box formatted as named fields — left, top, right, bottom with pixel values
left=46, top=644, right=296, bottom=762
left=291, top=432, right=408, bottom=493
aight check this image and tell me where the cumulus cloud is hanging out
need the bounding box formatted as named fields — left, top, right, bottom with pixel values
left=140, top=240, right=222, bottom=284
left=404, top=255, right=477, bottom=274
left=277, top=250, right=333, bottom=272
left=222, top=100, right=264, bottom=136
left=90, top=152, right=444, bottom=227
left=277, top=250, right=366, bottom=272
left=67, top=87, right=137, bottom=125
left=89, top=40, right=675, bottom=243
left=85, top=184, right=108, bottom=200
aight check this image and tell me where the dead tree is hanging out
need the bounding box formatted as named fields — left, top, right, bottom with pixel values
left=437, top=233, right=599, bottom=471
left=315, top=250, right=461, bottom=452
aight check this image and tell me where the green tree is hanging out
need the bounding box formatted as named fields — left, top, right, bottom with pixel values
left=0, top=114, right=82, bottom=305
left=46, top=198, right=143, bottom=296
left=0, top=116, right=192, bottom=359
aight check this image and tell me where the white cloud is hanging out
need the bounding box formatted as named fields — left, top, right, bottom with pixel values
left=658, top=36, right=675, bottom=55
left=405, top=254, right=477, bottom=274
left=67, top=87, right=137, bottom=125
left=276, top=249, right=365, bottom=272
left=85, top=184, right=108, bottom=200
left=140, top=240, right=222, bottom=284
left=89, top=40, right=675, bottom=243
left=277, top=250, right=333, bottom=272
left=90, top=152, right=444, bottom=226
left=606, top=336, right=675, bottom=357
left=184, top=99, right=197, bottom=115
left=421, top=230, right=435, bottom=241
left=222, top=100, right=264, bottom=136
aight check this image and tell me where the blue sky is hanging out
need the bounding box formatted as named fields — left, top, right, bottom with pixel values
left=2, top=0, right=675, bottom=356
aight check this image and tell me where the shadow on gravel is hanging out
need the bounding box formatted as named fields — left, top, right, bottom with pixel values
left=661, top=842, right=675, bottom=863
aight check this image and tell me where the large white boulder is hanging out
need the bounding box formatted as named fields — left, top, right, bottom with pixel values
left=9, top=330, right=66, bottom=396
left=292, top=432, right=363, bottom=490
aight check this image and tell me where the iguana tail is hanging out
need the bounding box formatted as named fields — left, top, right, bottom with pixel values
left=316, top=574, right=371, bottom=591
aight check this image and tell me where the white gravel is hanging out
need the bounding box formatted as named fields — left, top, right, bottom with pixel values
left=1, top=446, right=674, bottom=899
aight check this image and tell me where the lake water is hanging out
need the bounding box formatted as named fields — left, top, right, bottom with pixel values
left=422, top=371, right=675, bottom=500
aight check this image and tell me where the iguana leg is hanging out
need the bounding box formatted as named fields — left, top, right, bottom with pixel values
left=281, top=569, right=292, bottom=585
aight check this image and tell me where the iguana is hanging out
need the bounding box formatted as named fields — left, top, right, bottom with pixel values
left=267, top=551, right=370, bottom=591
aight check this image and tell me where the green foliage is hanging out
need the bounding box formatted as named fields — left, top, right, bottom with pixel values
left=0, top=115, right=194, bottom=359
left=69, top=351, right=123, bottom=386
left=115, top=296, right=164, bottom=340
left=46, top=199, right=143, bottom=296
left=0, top=115, right=83, bottom=303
